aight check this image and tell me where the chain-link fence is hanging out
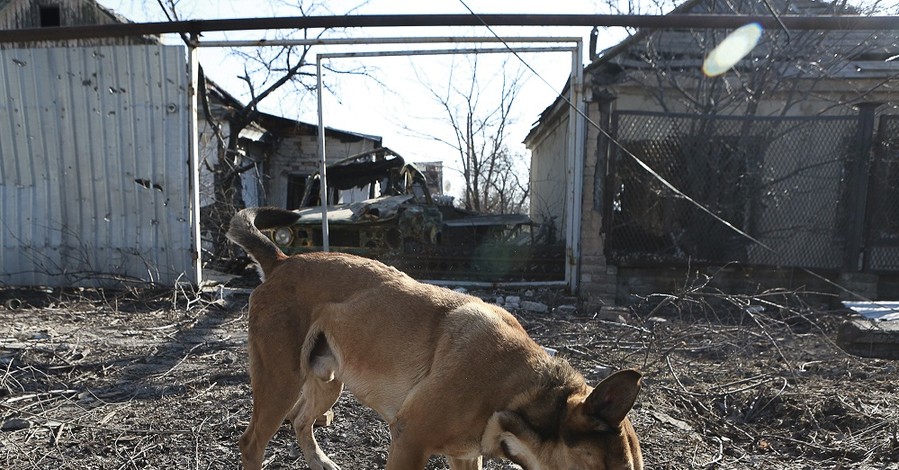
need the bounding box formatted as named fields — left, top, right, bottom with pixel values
left=604, top=111, right=888, bottom=271
left=867, top=115, right=899, bottom=272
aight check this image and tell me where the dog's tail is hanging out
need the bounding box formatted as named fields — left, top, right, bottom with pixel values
left=227, top=207, right=301, bottom=279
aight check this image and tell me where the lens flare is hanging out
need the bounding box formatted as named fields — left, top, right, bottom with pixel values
left=702, top=23, right=764, bottom=77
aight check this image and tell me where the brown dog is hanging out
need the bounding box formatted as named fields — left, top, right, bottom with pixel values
left=227, top=207, right=643, bottom=470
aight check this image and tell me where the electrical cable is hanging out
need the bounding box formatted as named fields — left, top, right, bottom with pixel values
left=456, top=0, right=885, bottom=304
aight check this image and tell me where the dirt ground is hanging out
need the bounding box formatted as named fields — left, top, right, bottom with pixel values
left=1, top=276, right=898, bottom=469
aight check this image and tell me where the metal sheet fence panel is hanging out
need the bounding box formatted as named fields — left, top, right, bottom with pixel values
left=867, top=115, right=899, bottom=272
left=0, top=45, right=191, bottom=287
left=606, top=111, right=859, bottom=270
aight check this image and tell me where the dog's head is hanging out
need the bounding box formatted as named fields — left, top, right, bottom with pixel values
left=485, top=369, right=643, bottom=470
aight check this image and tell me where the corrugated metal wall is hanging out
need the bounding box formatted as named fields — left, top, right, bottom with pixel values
left=0, top=44, right=192, bottom=287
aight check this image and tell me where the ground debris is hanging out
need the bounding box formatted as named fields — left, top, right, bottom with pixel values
left=0, top=286, right=896, bottom=469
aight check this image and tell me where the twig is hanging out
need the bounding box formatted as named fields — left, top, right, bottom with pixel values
left=148, top=342, right=205, bottom=379
left=0, top=402, right=189, bottom=435
left=666, top=355, right=692, bottom=395
left=697, top=436, right=725, bottom=468
left=4, top=389, right=79, bottom=405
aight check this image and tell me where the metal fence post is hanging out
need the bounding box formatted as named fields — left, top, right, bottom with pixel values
left=843, top=102, right=882, bottom=272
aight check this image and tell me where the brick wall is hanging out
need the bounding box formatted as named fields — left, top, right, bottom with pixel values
left=578, top=100, right=617, bottom=308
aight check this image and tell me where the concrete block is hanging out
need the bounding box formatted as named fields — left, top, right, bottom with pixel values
left=837, top=318, right=899, bottom=359
left=598, top=306, right=632, bottom=323
left=521, top=301, right=549, bottom=313
left=838, top=273, right=879, bottom=301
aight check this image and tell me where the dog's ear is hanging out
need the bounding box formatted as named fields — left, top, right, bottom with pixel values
left=487, top=411, right=541, bottom=469
left=577, top=369, right=642, bottom=430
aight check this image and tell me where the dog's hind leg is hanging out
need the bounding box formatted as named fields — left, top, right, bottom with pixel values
left=286, top=330, right=343, bottom=469
left=448, top=457, right=483, bottom=470
left=288, top=377, right=343, bottom=470
left=239, top=369, right=302, bottom=470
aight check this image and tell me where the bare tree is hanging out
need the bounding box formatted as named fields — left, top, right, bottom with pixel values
left=154, top=0, right=368, bottom=265
left=407, top=55, right=530, bottom=214
left=599, top=0, right=899, bottom=263
left=616, top=0, right=897, bottom=116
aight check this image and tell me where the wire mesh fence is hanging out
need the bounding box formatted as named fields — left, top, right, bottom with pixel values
left=603, top=111, right=889, bottom=271
left=867, top=115, right=899, bottom=272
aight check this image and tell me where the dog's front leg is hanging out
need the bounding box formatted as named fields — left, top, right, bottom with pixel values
left=385, top=424, right=429, bottom=470
left=385, top=444, right=429, bottom=470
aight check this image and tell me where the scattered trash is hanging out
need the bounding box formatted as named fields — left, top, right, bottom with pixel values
left=744, top=305, right=765, bottom=314
left=842, top=302, right=899, bottom=322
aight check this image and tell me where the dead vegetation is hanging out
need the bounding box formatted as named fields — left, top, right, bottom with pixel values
left=0, top=277, right=897, bottom=469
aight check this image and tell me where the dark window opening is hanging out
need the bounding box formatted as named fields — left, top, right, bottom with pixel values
left=286, top=174, right=309, bottom=210
left=39, top=5, right=62, bottom=27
